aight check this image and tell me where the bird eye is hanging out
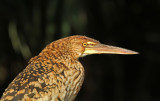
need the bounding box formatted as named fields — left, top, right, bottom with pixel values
left=82, top=43, right=87, bottom=47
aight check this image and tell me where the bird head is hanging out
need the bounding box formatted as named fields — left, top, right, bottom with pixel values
left=50, top=35, right=138, bottom=60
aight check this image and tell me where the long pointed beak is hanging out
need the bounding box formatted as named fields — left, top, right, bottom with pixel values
left=83, top=44, right=138, bottom=55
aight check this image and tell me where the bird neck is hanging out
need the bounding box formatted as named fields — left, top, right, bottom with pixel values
left=36, top=48, right=80, bottom=70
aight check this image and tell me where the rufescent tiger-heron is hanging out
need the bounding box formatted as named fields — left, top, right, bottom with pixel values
left=1, top=35, right=138, bottom=101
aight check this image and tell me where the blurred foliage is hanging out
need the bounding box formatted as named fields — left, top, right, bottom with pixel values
left=0, top=0, right=160, bottom=101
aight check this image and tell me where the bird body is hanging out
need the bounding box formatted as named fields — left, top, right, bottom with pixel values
left=1, top=35, right=138, bottom=101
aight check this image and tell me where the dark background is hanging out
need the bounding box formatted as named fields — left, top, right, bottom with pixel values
left=0, top=0, right=160, bottom=101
